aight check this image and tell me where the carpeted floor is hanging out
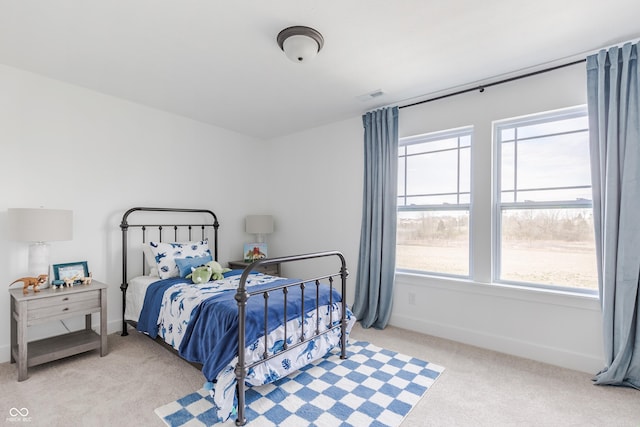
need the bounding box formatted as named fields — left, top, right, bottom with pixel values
left=155, top=341, right=444, bottom=426
left=1, top=323, right=639, bottom=426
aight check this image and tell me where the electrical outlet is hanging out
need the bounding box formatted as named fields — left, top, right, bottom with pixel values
left=408, top=292, right=416, bottom=305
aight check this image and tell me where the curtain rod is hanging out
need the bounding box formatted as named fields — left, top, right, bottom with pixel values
left=399, top=58, right=586, bottom=110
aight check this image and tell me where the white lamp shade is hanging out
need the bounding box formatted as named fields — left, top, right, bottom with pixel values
left=282, top=35, right=320, bottom=62
left=8, top=208, right=73, bottom=242
left=245, top=215, right=274, bottom=235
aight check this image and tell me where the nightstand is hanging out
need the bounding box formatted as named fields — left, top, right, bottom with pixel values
left=228, top=260, right=281, bottom=277
left=9, top=280, right=108, bottom=381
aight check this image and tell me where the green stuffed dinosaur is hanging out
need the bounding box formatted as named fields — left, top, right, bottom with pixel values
left=206, top=260, right=231, bottom=281
left=185, top=261, right=231, bottom=284
left=186, top=265, right=212, bottom=284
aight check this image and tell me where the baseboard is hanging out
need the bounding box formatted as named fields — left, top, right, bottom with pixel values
left=2, top=315, right=603, bottom=372
left=107, top=319, right=125, bottom=335
left=0, top=343, right=10, bottom=364
left=389, top=313, right=603, bottom=374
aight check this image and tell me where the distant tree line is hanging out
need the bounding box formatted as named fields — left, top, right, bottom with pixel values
left=501, top=209, right=593, bottom=242
left=397, top=209, right=593, bottom=244
left=397, top=214, right=468, bottom=243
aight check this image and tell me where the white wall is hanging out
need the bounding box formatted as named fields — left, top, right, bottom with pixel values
left=269, top=63, right=604, bottom=373
left=0, top=64, right=267, bottom=362
left=0, top=60, right=605, bottom=374
left=265, top=118, right=363, bottom=305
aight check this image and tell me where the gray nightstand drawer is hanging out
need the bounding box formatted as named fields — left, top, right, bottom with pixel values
left=228, top=260, right=281, bottom=276
left=257, top=264, right=279, bottom=276
left=27, top=291, right=101, bottom=323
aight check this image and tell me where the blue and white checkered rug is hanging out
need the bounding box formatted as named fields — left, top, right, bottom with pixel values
left=155, top=341, right=445, bottom=427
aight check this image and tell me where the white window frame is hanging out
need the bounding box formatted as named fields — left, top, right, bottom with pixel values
left=492, top=105, right=595, bottom=294
left=397, top=126, right=473, bottom=278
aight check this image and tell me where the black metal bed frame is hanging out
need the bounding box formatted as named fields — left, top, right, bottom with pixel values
left=120, top=207, right=219, bottom=336
left=119, top=207, right=348, bottom=426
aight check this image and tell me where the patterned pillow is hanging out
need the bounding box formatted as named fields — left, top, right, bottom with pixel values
left=175, top=254, right=213, bottom=278
left=142, top=243, right=159, bottom=277
left=148, top=240, right=211, bottom=279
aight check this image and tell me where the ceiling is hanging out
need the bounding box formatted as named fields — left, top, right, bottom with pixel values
left=2, top=1, right=639, bottom=139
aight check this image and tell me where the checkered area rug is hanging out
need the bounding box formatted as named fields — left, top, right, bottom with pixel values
left=155, top=341, right=445, bottom=427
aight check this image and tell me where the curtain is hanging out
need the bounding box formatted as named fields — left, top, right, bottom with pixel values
left=353, top=106, right=399, bottom=329
left=587, top=41, right=640, bottom=388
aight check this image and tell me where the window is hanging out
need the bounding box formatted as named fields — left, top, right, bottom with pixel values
left=397, top=127, right=472, bottom=277
left=494, top=106, right=597, bottom=292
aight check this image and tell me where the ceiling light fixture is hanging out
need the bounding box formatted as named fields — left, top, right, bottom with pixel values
left=277, top=26, right=324, bottom=63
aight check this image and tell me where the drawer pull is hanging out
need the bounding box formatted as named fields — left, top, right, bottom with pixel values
left=63, top=297, right=69, bottom=301
left=62, top=308, right=69, bottom=311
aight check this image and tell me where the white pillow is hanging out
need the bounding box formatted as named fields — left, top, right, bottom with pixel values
left=142, top=243, right=159, bottom=277
left=148, top=240, right=211, bottom=279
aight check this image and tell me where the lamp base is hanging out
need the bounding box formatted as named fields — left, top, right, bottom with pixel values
left=28, top=242, right=50, bottom=287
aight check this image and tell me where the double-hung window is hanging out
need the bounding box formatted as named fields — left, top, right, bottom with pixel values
left=397, top=127, right=472, bottom=277
left=494, top=106, right=597, bottom=292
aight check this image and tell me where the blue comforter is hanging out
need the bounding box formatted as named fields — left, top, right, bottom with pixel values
left=137, top=270, right=344, bottom=381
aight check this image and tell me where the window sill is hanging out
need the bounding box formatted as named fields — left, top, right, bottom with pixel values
left=395, top=270, right=600, bottom=311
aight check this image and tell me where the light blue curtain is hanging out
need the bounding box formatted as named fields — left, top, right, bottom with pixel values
left=353, top=106, right=399, bottom=329
left=587, top=41, right=640, bottom=389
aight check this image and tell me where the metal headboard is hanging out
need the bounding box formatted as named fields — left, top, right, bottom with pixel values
left=119, top=207, right=219, bottom=336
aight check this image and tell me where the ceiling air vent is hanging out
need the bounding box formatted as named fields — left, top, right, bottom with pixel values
left=357, top=89, right=385, bottom=102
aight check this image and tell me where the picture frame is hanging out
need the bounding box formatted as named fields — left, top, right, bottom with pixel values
left=243, top=243, right=268, bottom=262
left=52, top=261, right=89, bottom=283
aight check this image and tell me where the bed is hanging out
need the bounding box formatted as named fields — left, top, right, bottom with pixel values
left=119, top=207, right=355, bottom=425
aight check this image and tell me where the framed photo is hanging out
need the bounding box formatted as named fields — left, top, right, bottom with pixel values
left=52, top=261, right=89, bottom=283
left=243, top=243, right=268, bottom=262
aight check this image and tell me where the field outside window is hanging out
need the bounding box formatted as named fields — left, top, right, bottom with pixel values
left=495, top=106, right=597, bottom=292
left=397, top=127, right=471, bottom=277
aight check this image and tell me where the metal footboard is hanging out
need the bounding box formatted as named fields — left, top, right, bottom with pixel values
left=233, top=251, right=349, bottom=426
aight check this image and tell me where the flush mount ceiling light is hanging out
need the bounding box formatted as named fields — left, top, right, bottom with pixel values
left=277, top=26, right=324, bottom=63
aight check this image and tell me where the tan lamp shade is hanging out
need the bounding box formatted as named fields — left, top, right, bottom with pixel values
left=8, top=208, right=73, bottom=242
left=8, top=208, right=74, bottom=277
left=245, top=215, right=274, bottom=243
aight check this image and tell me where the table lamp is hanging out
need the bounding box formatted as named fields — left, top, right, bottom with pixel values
left=8, top=208, right=73, bottom=280
left=244, top=215, right=274, bottom=262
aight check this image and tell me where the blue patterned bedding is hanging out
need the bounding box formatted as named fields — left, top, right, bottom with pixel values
left=137, top=270, right=355, bottom=422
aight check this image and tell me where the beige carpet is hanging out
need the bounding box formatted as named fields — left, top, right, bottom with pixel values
left=1, top=324, right=638, bottom=426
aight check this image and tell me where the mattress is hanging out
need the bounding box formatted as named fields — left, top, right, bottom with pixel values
left=124, top=275, right=159, bottom=322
